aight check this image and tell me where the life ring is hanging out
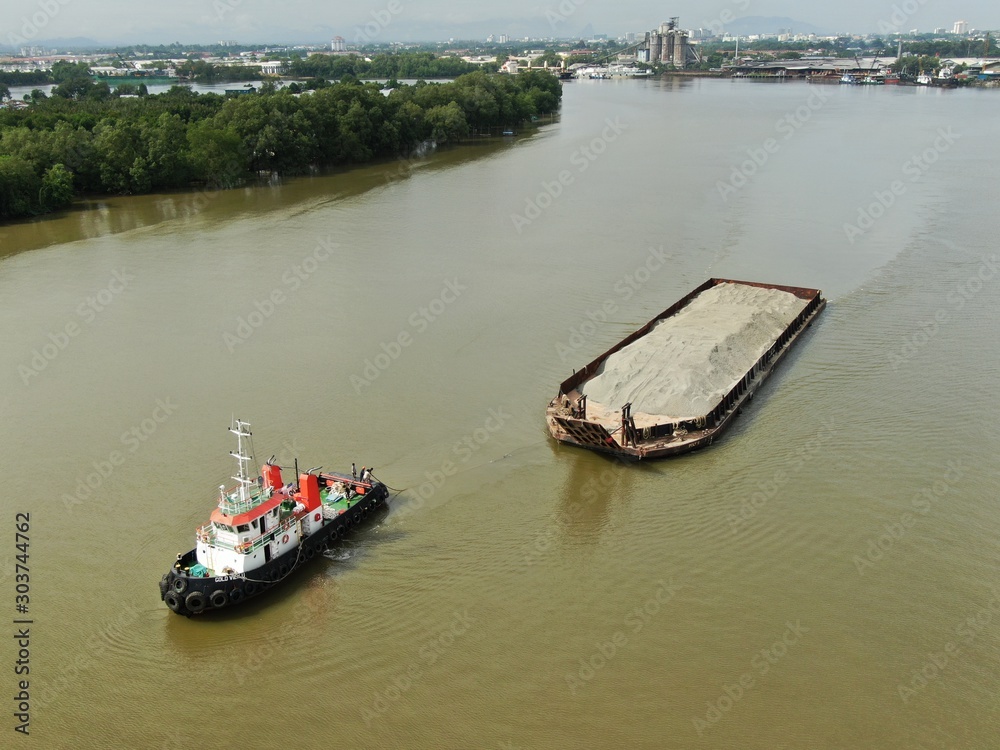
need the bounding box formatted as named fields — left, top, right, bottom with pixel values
left=164, top=591, right=183, bottom=612
left=229, top=587, right=244, bottom=603
left=282, top=534, right=289, bottom=544
left=245, top=582, right=258, bottom=597
left=210, top=590, right=228, bottom=609
left=314, top=512, right=321, bottom=522
left=172, top=577, right=187, bottom=594
left=185, top=591, right=206, bottom=614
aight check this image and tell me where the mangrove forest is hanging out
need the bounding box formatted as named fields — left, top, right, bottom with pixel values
left=0, top=69, right=562, bottom=221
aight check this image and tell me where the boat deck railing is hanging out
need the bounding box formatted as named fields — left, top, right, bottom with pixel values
left=198, top=477, right=378, bottom=554
left=216, top=484, right=273, bottom=516
left=197, top=513, right=299, bottom=554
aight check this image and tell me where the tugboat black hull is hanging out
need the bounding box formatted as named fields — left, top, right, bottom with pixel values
left=159, top=483, right=388, bottom=616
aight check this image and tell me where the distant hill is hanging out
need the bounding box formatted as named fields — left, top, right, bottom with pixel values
left=1, top=37, right=102, bottom=53
left=707, top=16, right=828, bottom=37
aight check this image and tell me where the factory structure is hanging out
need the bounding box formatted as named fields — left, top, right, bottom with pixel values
left=635, top=18, right=700, bottom=68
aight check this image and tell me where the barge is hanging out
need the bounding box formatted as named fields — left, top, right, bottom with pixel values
left=159, top=419, right=387, bottom=616
left=546, top=279, right=825, bottom=459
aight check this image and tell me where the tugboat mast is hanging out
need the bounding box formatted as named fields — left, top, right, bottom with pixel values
left=228, top=418, right=255, bottom=509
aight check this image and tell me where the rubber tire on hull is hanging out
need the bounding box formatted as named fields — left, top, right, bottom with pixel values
left=164, top=591, right=183, bottom=612
left=229, top=588, right=243, bottom=603
left=185, top=591, right=206, bottom=614
left=172, top=577, right=187, bottom=594
left=210, top=590, right=228, bottom=609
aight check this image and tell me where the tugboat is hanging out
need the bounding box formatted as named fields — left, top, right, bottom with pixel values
left=159, top=419, right=388, bottom=616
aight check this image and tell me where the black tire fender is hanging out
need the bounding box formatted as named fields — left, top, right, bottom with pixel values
left=209, top=590, right=228, bottom=609
left=185, top=591, right=206, bottom=614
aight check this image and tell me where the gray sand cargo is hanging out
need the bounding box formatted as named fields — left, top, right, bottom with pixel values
left=546, top=278, right=826, bottom=459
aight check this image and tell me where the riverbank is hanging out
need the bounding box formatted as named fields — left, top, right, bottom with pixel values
left=0, top=70, right=561, bottom=222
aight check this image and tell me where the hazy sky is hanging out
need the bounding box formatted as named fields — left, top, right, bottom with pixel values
left=3, top=0, right=998, bottom=46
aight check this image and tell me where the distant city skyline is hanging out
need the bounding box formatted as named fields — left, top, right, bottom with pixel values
left=2, top=0, right=999, bottom=47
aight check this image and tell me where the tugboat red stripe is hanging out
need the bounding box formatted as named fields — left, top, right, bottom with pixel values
left=211, top=496, right=283, bottom=526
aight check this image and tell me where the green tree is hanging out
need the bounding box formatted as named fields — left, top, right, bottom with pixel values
left=39, top=163, right=74, bottom=210
left=187, top=120, right=245, bottom=187
left=50, top=61, right=92, bottom=83
left=143, top=112, right=191, bottom=188
left=0, top=83, right=9, bottom=101
left=425, top=102, right=468, bottom=142
left=0, top=156, right=41, bottom=219
left=94, top=120, right=149, bottom=194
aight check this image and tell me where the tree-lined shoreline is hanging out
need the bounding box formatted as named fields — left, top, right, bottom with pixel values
left=0, top=70, right=561, bottom=222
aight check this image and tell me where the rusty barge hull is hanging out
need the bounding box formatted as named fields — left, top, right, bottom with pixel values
left=546, top=278, right=826, bottom=460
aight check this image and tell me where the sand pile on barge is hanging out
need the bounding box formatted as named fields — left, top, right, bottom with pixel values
left=581, top=282, right=809, bottom=419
